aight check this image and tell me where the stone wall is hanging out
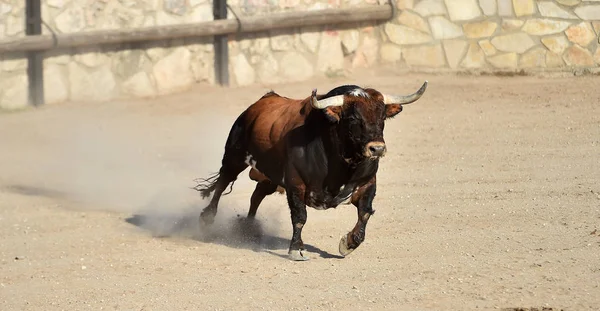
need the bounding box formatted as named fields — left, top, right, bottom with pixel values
left=381, top=0, right=600, bottom=71
left=1, top=0, right=599, bottom=110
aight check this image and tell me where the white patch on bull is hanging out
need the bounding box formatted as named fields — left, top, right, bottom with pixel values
left=244, top=153, right=258, bottom=169
left=349, top=88, right=369, bottom=98
left=308, top=191, right=328, bottom=210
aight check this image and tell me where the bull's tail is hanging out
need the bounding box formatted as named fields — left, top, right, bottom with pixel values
left=192, top=172, right=235, bottom=199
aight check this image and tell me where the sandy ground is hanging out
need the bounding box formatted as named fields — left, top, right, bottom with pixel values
left=0, top=70, right=599, bottom=311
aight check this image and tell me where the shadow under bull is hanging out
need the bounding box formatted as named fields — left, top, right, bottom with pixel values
left=124, top=211, right=344, bottom=260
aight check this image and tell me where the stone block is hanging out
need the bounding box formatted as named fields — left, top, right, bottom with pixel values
left=519, top=48, right=546, bottom=68
left=152, top=47, right=194, bottom=95
left=443, top=39, right=468, bottom=68
left=111, top=5, right=145, bottom=29
left=574, top=5, right=600, bottom=20
left=55, top=6, right=86, bottom=33
left=396, top=0, right=414, bottom=9
left=461, top=42, right=486, bottom=68
left=341, top=30, right=360, bottom=55
left=1, top=58, right=26, bottom=71
left=270, top=32, right=295, bottom=51
left=537, top=1, right=577, bottom=19
left=44, top=54, right=71, bottom=65
left=317, top=32, right=344, bottom=73
left=541, top=35, right=570, bottom=54
left=546, top=51, right=565, bottom=67
left=0, top=74, right=28, bottom=110
left=352, top=52, right=368, bottom=68
left=0, top=2, right=11, bottom=15
left=594, top=49, right=600, bottom=64
left=69, top=63, right=116, bottom=102
left=592, top=21, right=600, bottom=35
left=491, top=33, right=535, bottom=53
left=498, top=0, right=514, bottom=16
left=479, top=0, right=497, bottom=15
left=488, top=53, right=518, bottom=68
left=385, top=24, right=432, bottom=45
left=5, top=15, right=24, bottom=36
left=190, top=0, right=207, bottom=7
left=556, top=0, right=580, bottom=6
left=74, top=50, right=110, bottom=68
left=397, top=10, right=430, bottom=33
left=232, top=54, right=255, bottom=86
left=445, top=0, right=481, bottom=21
left=188, top=4, right=212, bottom=22
left=414, top=0, right=447, bottom=17
left=502, top=19, right=524, bottom=31
left=257, top=53, right=280, bottom=85
left=522, top=19, right=571, bottom=35
left=429, top=16, right=463, bottom=39
left=279, top=0, right=301, bottom=8
left=463, top=21, right=497, bottom=38
left=122, top=71, right=156, bottom=98
left=47, top=0, right=67, bottom=9
left=513, top=0, right=535, bottom=16
left=479, top=39, right=497, bottom=56
left=43, top=64, right=69, bottom=105
left=403, top=44, right=446, bottom=67
left=565, top=22, right=596, bottom=47
left=156, top=11, right=180, bottom=26
left=190, top=53, right=212, bottom=83
left=164, top=0, right=187, bottom=15
left=249, top=37, right=270, bottom=58
left=356, top=36, right=379, bottom=66
left=300, top=28, right=321, bottom=53
left=380, top=44, right=402, bottom=63
left=281, top=52, right=314, bottom=82
left=563, top=44, right=595, bottom=66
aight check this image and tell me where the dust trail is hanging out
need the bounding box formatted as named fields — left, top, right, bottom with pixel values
left=0, top=103, right=285, bottom=250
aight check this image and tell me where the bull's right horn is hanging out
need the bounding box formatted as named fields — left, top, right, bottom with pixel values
left=311, top=89, right=345, bottom=109
left=382, top=81, right=428, bottom=105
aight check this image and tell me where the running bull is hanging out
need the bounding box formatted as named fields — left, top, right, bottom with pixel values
left=194, top=81, right=428, bottom=260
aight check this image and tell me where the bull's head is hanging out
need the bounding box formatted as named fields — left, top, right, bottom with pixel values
left=310, top=81, right=427, bottom=162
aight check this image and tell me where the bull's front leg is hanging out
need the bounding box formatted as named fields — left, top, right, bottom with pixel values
left=286, top=186, right=309, bottom=261
left=339, top=177, right=376, bottom=257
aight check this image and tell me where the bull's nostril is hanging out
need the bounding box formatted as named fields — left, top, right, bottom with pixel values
left=368, top=144, right=385, bottom=156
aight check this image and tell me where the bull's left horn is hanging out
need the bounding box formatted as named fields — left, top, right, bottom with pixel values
left=311, top=89, right=345, bottom=109
left=382, top=80, right=428, bottom=105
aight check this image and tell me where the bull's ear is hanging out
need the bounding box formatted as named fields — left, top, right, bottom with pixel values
left=385, top=104, right=403, bottom=119
left=323, top=106, right=343, bottom=123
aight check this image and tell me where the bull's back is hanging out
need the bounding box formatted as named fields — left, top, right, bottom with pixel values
left=243, top=94, right=306, bottom=154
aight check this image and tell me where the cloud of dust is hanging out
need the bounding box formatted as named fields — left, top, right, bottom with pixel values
left=4, top=104, right=286, bottom=251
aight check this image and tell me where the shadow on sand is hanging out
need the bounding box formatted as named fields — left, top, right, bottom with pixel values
left=124, top=211, right=344, bottom=260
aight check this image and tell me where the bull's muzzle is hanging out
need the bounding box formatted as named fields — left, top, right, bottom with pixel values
left=365, top=141, right=387, bottom=158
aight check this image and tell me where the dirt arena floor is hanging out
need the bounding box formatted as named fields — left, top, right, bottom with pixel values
left=1, top=70, right=599, bottom=310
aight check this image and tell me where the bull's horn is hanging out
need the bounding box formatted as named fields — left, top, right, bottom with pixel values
left=311, top=89, right=345, bottom=109
left=382, top=80, right=428, bottom=105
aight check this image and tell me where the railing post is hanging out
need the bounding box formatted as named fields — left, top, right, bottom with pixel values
left=25, top=0, right=44, bottom=106
left=213, top=0, right=229, bottom=86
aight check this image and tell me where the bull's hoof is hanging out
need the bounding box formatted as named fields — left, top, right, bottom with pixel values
left=199, top=209, right=216, bottom=226
left=339, top=234, right=355, bottom=257
left=288, top=249, right=310, bottom=261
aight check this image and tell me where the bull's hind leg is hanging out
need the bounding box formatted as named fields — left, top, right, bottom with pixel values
left=195, top=115, right=249, bottom=225
left=196, top=160, right=248, bottom=225
left=247, top=181, right=278, bottom=219
left=247, top=168, right=280, bottom=219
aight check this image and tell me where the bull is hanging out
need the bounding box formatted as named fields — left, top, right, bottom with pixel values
left=194, top=81, right=428, bottom=260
